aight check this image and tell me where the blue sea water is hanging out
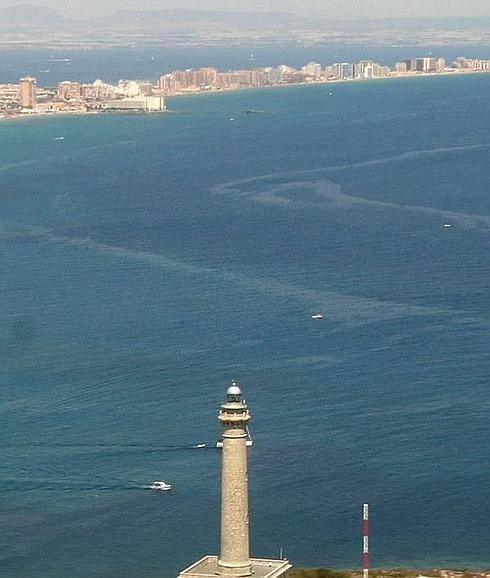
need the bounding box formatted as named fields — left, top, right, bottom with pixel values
left=0, top=73, right=489, bottom=578
left=1, top=45, right=490, bottom=85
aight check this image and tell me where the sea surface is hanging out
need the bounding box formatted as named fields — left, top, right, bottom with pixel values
left=1, top=70, right=489, bottom=578
left=1, top=45, right=490, bottom=85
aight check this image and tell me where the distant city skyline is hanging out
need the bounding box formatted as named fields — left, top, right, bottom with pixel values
left=1, top=52, right=489, bottom=121
left=0, top=0, right=490, bottom=20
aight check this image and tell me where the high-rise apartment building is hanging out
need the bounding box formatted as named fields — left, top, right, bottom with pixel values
left=395, top=62, right=408, bottom=74
left=19, top=76, right=37, bottom=108
left=302, top=61, right=323, bottom=80
left=57, top=81, right=83, bottom=101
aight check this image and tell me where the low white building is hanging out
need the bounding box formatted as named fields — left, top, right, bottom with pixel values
left=103, top=95, right=166, bottom=112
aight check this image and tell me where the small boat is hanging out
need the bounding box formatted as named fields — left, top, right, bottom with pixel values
left=53, top=136, right=65, bottom=141
left=194, top=443, right=206, bottom=449
left=150, top=480, right=172, bottom=491
left=311, top=313, right=324, bottom=320
left=443, top=223, right=452, bottom=228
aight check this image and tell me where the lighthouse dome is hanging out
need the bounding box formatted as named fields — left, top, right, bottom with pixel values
left=226, top=382, right=243, bottom=402
left=227, top=382, right=242, bottom=396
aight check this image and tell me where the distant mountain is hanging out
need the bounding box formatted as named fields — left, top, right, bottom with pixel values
left=0, top=4, right=68, bottom=27
left=343, top=16, right=490, bottom=30
left=108, top=9, right=299, bottom=29
left=0, top=4, right=487, bottom=50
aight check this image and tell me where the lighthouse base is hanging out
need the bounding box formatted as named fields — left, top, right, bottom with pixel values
left=217, top=559, right=252, bottom=576
left=178, top=556, right=291, bottom=578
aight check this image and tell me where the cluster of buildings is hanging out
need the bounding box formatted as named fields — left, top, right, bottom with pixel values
left=157, top=56, right=455, bottom=94
left=1, top=54, right=489, bottom=119
left=0, top=75, right=166, bottom=117
left=453, top=56, right=490, bottom=70
left=393, top=56, right=446, bottom=74
left=158, top=59, right=394, bottom=93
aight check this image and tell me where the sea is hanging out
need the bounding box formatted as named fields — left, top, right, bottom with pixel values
left=0, top=47, right=489, bottom=578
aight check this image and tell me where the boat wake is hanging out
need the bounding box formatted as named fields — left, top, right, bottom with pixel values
left=212, top=143, right=489, bottom=189
left=0, top=139, right=139, bottom=176
left=0, top=441, right=210, bottom=453
left=0, top=219, right=474, bottom=328
left=212, top=175, right=490, bottom=233
left=0, top=479, right=160, bottom=494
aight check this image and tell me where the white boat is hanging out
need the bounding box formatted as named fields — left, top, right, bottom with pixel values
left=150, top=480, right=172, bottom=491
left=194, top=443, right=206, bottom=448
left=311, top=313, right=324, bottom=320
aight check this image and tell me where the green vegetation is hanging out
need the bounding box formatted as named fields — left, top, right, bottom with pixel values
left=290, top=568, right=351, bottom=578
left=290, top=569, right=489, bottom=578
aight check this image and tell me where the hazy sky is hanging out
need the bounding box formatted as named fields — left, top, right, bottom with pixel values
left=1, top=0, right=489, bottom=19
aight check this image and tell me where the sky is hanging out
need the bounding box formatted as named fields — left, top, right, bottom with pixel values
left=0, top=0, right=489, bottom=19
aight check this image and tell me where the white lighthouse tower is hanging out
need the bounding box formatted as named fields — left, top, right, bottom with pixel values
left=178, top=382, right=291, bottom=578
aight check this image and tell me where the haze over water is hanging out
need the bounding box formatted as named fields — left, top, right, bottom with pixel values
left=0, top=58, right=489, bottom=577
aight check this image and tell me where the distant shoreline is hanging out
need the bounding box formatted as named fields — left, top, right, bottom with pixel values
left=167, top=67, right=489, bottom=102
left=1, top=67, right=489, bottom=124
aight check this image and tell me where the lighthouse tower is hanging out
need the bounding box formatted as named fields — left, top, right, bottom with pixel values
left=178, top=382, right=291, bottom=578
left=218, top=383, right=252, bottom=575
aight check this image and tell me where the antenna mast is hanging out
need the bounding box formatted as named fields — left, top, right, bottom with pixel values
left=362, top=503, right=370, bottom=578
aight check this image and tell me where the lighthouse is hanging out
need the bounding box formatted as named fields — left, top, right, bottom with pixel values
left=178, top=382, right=291, bottom=578
left=218, top=383, right=252, bottom=575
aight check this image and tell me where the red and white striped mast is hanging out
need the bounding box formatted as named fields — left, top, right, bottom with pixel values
left=362, top=503, right=370, bottom=578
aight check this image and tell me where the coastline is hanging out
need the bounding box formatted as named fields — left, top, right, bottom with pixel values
left=167, top=67, right=489, bottom=101
left=292, top=569, right=490, bottom=578
left=1, top=63, right=489, bottom=576
left=1, top=67, right=489, bottom=124
left=0, top=108, right=167, bottom=124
